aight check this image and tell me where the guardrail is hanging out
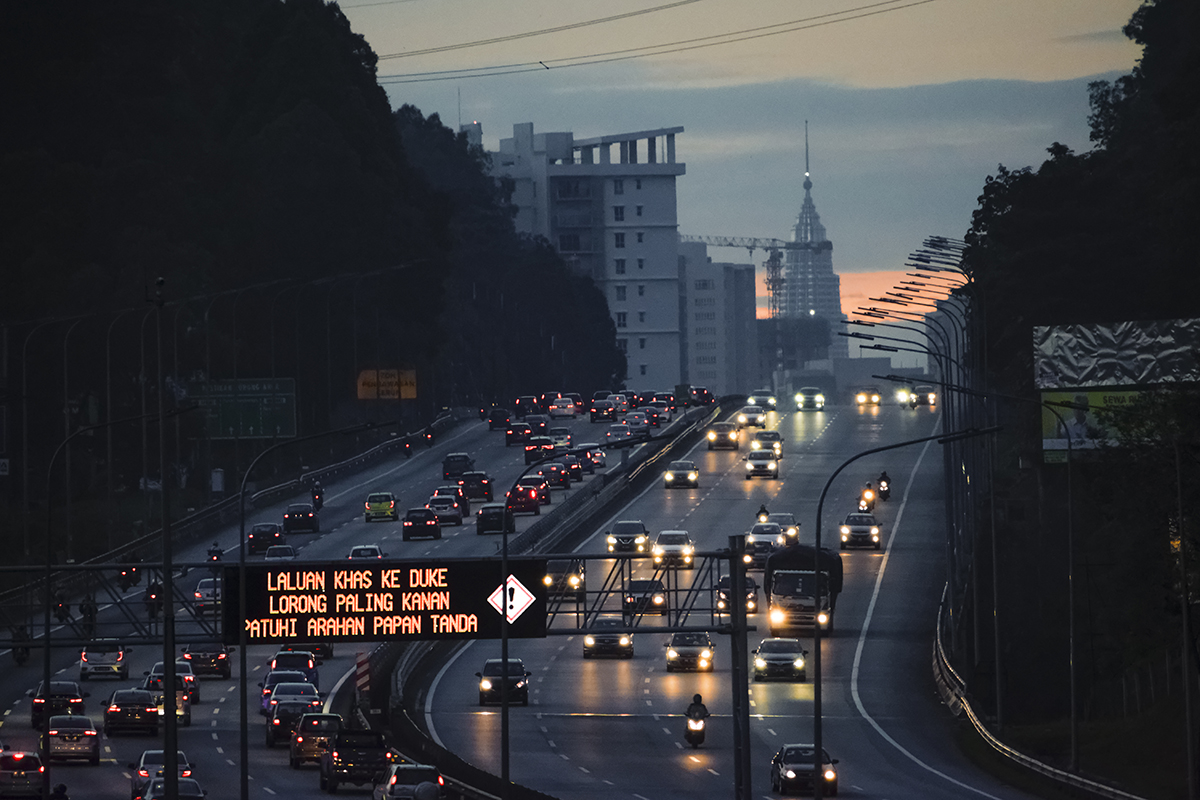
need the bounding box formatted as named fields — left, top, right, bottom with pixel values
left=933, top=585, right=1149, bottom=800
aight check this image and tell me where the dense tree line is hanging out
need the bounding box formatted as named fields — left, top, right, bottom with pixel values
left=960, top=0, right=1199, bottom=783
left=0, top=0, right=623, bottom=559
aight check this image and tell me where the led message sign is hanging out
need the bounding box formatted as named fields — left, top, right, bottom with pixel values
left=222, top=558, right=547, bottom=645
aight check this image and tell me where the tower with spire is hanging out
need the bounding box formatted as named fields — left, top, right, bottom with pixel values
left=783, top=122, right=846, bottom=357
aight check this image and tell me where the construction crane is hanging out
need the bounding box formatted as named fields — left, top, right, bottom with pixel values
left=680, top=235, right=831, bottom=320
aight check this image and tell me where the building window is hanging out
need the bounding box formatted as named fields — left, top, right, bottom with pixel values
left=639, top=338, right=647, bottom=350
left=636, top=205, right=643, bottom=217
left=635, top=179, right=642, bottom=190
left=615, top=258, right=626, bottom=275
left=613, top=206, right=625, bottom=222
left=695, top=326, right=717, bottom=335
left=639, top=364, right=647, bottom=376
left=637, top=258, right=645, bottom=270
left=695, top=341, right=717, bottom=350
left=638, top=311, right=646, bottom=323
left=694, top=279, right=714, bottom=290
left=614, top=233, right=625, bottom=249
left=614, top=179, right=624, bottom=195
left=696, top=356, right=717, bottom=365
left=694, top=297, right=715, bottom=307
left=616, top=312, right=627, bottom=328
left=556, top=179, right=588, bottom=199
left=636, top=232, right=644, bottom=244
left=637, top=285, right=645, bottom=297
left=617, top=338, right=627, bottom=352
left=615, top=285, right=627, bottom=301
left=695, top=312, right=715, bottom=321
left=559, top=233, right=580, bottom=251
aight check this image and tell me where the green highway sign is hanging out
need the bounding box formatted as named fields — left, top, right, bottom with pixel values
left=190, top=378, right=296, bottom=439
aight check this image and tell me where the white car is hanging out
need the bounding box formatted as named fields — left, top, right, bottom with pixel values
left=426, top=495, right=464, bottom=526
left=624, top=411, right=649, bottom=435
left=606, top=394, right=629, bottom=414
left=347, top=545, right=388, bottom=559
left=652, top=530, right=695, bottom=569
left=606, top=423, right=633, bottom=442
left=264, top=545, right=298, bottom=562
left=548, top=397, right=577, bottom=418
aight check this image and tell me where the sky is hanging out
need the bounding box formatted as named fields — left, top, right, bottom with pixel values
left=338, top=0, right=1144, bottom=357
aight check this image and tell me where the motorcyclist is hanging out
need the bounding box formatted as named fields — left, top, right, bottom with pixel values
left=756, top=504, right=770, bottom=522
left=878, top=471, right=890, bottom=485
left=423, top=424, right=435, bottom=447
left=144, top=581, right=163, bottom=621
left=11, top=625, right=30, bottom=665
left=686, top=693, right=710, bottom=721
left=878, top=471, right=892, bottom=500
left=80, top=595, right=98, bottom=636
left=52, top=593, right=71, bottom=624
left=207, top=541, right=223, bottom=561
left=49, top=785, right=69, bottom=800
left=311, top=481, right=324, bottom=510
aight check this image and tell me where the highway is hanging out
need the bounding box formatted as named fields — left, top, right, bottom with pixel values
left=0, top=403, right=1041, bottom=799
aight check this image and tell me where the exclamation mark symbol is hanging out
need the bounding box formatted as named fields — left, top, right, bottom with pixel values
left=508, top=586, right=516, bottom=615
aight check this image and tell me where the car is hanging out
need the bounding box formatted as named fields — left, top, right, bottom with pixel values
left=426, top=495, right=464, bottom=526
left=433, top=484, right=471, bottom=515
left=487, top=407, right=511, bottom=430
left=716, top=574, right=759, bottom=614
left=513, top=395, right=539, bottom=418
left=560, top=454, right=584, bottom=481
left=623, top=579, right=668, bottom=617
left=42, top=714, right=100, bottom=764
left=505, top=422, right=532, bottom=446
left=547, top=426, right=573, bottom=448
left=539, top=391, right=564, bottom=410
left=364, top=492, right=399, bottom=522
left=665, top=631, right=715, bottom=672
left=747, top=389, right=777, bottom=408
left=663, top=460, right=699, bottom=488
left=476, top=658, right=531, bottom=706
left=402, top=507, right=442, bottom=540
left=795, top=386, right=826, bottom=410
left=265, top=699, right=313, bottom=748
left=646, top=401, right=672, bottom=423
left=766, top=512, right=801, bottom=544
left=270, top=650, right=320, bottom=688
left=289, top=711, right=342, bottom=768
left=606, top=394, right=629, bottom=414
left=653, top=390, right=677, bottom=408
left=751, top=430, right=784, bottom=456
left=79, top=638, right=131, bottom=681
left=582, top=616, right=634, bottom=658
left=624, top=411, right=650, bottom=435
left=770, top=743, right=839, bottom=795
left=537, top=461, right=571, bottom=490
left=839, top=512, right=883, bottom=550
left=128, top=749, right=193, bottom=800
left=515, top=474, right=552, bottom=505
left=27, top=680, right=87, bottom=729
left=349, top=544, right=389, bottom=559
left=373, top=762, right=447, bottom=799
left=458, top=471, right=494, bottom=502
left=279, top=641, right=333, bottom=661
left=146, top=660, right=199, bottom=704
left=247, top=521, right=287, bottom=553
left=548, top=397, right=576, bottom=418
left=180, top=641, right=233, bottom=678
left=911, top=384, right=937, bottom=407
left=743, top=533, right=778, bottom=570
left=706, top=421, right=740, bottom=450
left=606, top=519, right=650, bottom=553
left=653, top=530, right=695, bottom=569
left=265, top=544, right=298, bottom=561
left=579, top=442, right=606, bottom=469
left=283, top=502, right=320, bottom=533
left=258, top=669, right=308, bottom=714
left=565, top=392, right=585, bottom=412
left=103, top=688, right=159, bottom=735
left=140, top=673, right=192, bottom=726
left=524, top=436, right=555, bottom=464
left=753, top=637, right=808, bottom=682
left=606, top=423, right=633, bottom=443
left=141, top=777, right=207, bottom=800
left=505, top=485, right=541, bottom=516
left=589, top=399, right=615, bottom=422
left=690, top=385, right=714, bottom=405
left=265, top=682, right=321, bottom=715
left=736, top=405, right=767, bottom=428
left=854, top=386, right=883, bottom=406
left=525, top=414, right=551, bottom=436
left=543, top=559, right=586, bottom=603
left=0, top=752, right=43, bottom=798
left=441, top=452, right=475, bottom=480
left=476, top=502, right=516, bottom=533
left=193, top=577, right=220, bottom=613
left=745, top=450, right=779, bottom=479
left=320, top=729, right=397, bottom=792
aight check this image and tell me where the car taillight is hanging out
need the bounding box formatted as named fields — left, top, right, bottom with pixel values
left=69, top=698, right=82, bottom=703
left=84, top=729, right=97, bottom=736
left=364, top=502, right=370, bottom=510
left=32, top=697, right=44, bottom=704
left=117, top=651, right=124, bottom=661
left=182, top=769, right=192, bottom=778
left=217, top=653, right=226, bottom=659
left=194, top=592, right=202, bottom=599
left=139, top=769, right=150, bottom=777
left=295, top=735, right=304, bottom=743
left=182, top=653, right=192, bottom=660
left=108, top=704, right=120, bottom=712
left=47, top=729, right=58, bottom=736
left=272, top=718, right=280, bottom=726
left=81, top=653, right=88, bottom=662
left=146, top=707, right=157, bottom=713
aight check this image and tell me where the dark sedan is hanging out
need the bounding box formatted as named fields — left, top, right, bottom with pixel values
left=104, top=688, right=160, bottom=735
left=770, top=744, right=839, bottom=795
left=246, top=522, right=286, bottom=554
left=476, top=658, right=531, bottom=706
left=402, top=508, right=442, bottom=540
left=282, top=503, right=320, bottom=533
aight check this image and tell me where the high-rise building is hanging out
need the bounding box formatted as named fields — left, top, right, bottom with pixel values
left=678, top=242, right=759, bottom=396
left=491, top=123, right=685, bottom=391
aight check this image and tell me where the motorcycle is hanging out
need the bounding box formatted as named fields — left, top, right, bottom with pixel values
left=144, top=584, right=163, bottom=621
left=11, top=628, right=30, bottom=666
left=53, top=601, right=71, bottom=625
left=311, top=491, right=324, bottom=512
left=858, top=488, right=876, bottom=512
left=402, top=440, right=413, bottom=458
left=878, top=479, right=891, bottom=501
left=685, top=714, right=706, bottom=748
left=118, top=564, right=141, bottom=591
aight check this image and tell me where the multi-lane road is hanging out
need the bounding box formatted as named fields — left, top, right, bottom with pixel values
left=0, top=403, right=1039, bottom=799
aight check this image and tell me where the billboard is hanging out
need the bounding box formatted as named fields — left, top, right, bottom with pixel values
left=1034, top=318, right=1200, bottom=389
left=1039, top=389, right=1140, bottom=461
left=222, top=558, right=547, bottom=645
left=357, top=369, right=417, bottom=400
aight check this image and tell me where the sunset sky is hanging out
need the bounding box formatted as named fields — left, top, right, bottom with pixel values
left=338, top=0, right=1144, bottom=361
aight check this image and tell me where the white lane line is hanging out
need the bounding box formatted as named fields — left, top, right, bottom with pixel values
left=662, top=727, right=671, bottom=734
left=324, top=659, right=358, bottom=716
left=216, top=747, right=224, bottom=754
left=849, top=426, right=1005, bottom=800
left=547, top=740, right=556, bottom=749
left=767, top=728, right=777, bottom=736
left=426, top=641, right=474, bottom=747
left=708, top=769, right=720, bottom=776
left=579, top=767, right=590, bottom=774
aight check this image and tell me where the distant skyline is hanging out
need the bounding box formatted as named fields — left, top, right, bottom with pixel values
left=339, top=0, right=1144, bottom=361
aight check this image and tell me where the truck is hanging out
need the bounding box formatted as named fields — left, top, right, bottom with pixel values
left=763, top=545, right=844, bottom=636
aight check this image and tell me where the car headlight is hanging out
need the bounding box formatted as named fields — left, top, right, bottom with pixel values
left=785, top=770, right=796, bottom=779
left=754, top=657, right=767, bottom=669
left=794, top=657, right=805, bottom=669
left=652, top=546, right=663, bottom=555
left=584, top=636, right=595, bottom=646
left=619, top=636, right=630, bottom=646
left=667, top=649, right=678, bottom=659
left=769, top=608, right=785, bottom=625
left=743, top=554, right=753, bottom=563
left=543, top=575, right=553, bottom=586
left=707, top=431, right=716, bottom=440
left=700, top=649, right=712, bottom=659
left=665, top=472, right=675, bottom=481
left=856, top=394, right=866, bottom=403
left=516, top=680, right=527, bottom=689
left=746, top=462, right=754, bottom=470
left=688, top=472, right=698, bottom=481
left=842, top=534, right=849, bottom=541
left=717, top=599, right=727, bottom=609
left=747, top=599, right=756, bottom=610
left=767, top=461, right=776, bottom=469
left=683, top=545, right=694, bottom=555
left=840, top=526, right=850, bottom=534
left=635, top=535, right=646, bottom=544
left=480, top=679, right=493, bottom=691
left=817, top=612, right=829, bottom=625
left=607, top=535, right=617, bottom=544
left=751, top=441, right=762, bottom=450
left=816, top=394, right=824, bottom=403
left=871, top=527, right=880, bottom=535
left=737, top=415, right=747, bottom=423
left=728, top=432, right=737, bottom=440
left=824, top=769, right=837, bottom=781
left=653, top=595, right=664, bottom=605
left=871, top=394, right=881, bottom=403
left=569, top=575, right=580, bottom=587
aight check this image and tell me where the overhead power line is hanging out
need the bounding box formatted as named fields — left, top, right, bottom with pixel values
left=378, top=0, right=938, bottom=84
